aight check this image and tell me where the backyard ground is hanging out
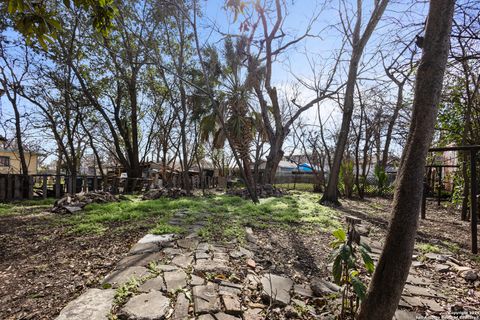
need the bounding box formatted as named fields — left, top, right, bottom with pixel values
left=0, top=191, right=479, bottom=319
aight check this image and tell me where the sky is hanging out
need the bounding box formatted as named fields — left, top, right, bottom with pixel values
left=0, top=0, right=429, bottom=163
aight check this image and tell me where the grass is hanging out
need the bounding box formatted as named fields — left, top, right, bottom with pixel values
left=0, top=198, right=56, bottom=216
left=274, top=183, right=315, bottom=192
left=417, top=243, right=441, bottom=254
left=1, top=192, right=342, bottom=242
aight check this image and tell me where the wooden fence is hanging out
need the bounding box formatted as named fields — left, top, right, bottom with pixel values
left=0, top=173, right=219, bottom=202
left=0, top=174, right=154, bottom=202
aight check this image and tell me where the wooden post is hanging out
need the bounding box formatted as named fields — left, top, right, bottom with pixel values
left=82, top=175, right=87, bottom=192
left=55, top=174, right=61, bottom=198
left=421, top=179, right=427, bottom=219
left=42, top=175, right=48, bottom=199
left=470, top=150, right=478, bottom=254
left=28, top=176, right=34, bottom=200
left=113, top=177, right=118, bottom=194
left=6, top=175, right=13, bottom=201
left=123, top=178, right=129, bottom=194
left=131, top=178, right=138, bottom=193
left=437, top=168, right=442, bottom=206
left=0, top=176, right=5, bottom=201
left=93, top=175, right=98, bottom=191
left=14, top=175, right=22, bottom=199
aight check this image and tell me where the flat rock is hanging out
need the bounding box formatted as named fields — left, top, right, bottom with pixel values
left=240, top=247, right=254, bottom=258
left=171, top=253, right=194, bottom=268
left=245, top=227, right=256, bottom=243
left=173, top=292, right=189, bottom=320
left=244, top=308, right=263, bottom=320
left=403, top=284, right=444, bottom=299
left=294, top=284, right=313, bottom=298
left=197, top=243, right=210, bottom=251
left=198, top=315, right=215, bottom=320
left=311, top=278, right=340, bottom=296
left=402, top=296, right=424, bottom=308
left=177, top=238, right=199, bottom=250
left=191, top=274, right=205, bottom=286
left=214, top=252, right=229, bottom=261
left=120, top=290, right=170, bottom=320
left=260, top=273, right=293, bottom=306
left=422, top=298, right=444, bottom=312
left=163, top=248, right=183, bottom=256
left=214, top=312, right=242, bottom=320
left=222, top=294, right=242, bottom=314
left=65, top=206, right=82, bottom=214
left=195, top=259, right=231, bottom=274
left=193, top=283, right=220, bottom=314
left=434, top=264, right=451, bottom=273
left=117, top=252, right=164, bottom=269
left=394, top=310, right=418, bottom=320
left=406, top=275, right=432, bottom=286
left=129, top=242, right=160, bottom=255
left=196, top=251, right=210, bottom=260
left=229, top=250, right=244, bottom=259
left=157, top=264, right=179, bottom=272
left=164, top=269, right=187, bottom=291
left=138, top=276, right=165, bottom=293
left=56, top=288, right=115, bottom=320
left=138, top=233, right=176, bottom=244
left=103, top=266, right=150, bottom=288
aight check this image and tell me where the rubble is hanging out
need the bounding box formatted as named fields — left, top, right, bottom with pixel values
left=226, top=184, right=286, bottom=199
left=142, top=188, right=190, bottom=200
left=52, top=191, right=120, bottom=214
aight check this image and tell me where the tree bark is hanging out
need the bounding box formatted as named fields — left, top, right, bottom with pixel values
left=357, top=1, right=455, bottom=319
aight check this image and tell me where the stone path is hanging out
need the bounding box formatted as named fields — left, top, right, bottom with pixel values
left=56, top=210, right=479, bottom=319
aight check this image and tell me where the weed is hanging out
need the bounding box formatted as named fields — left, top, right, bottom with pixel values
left=417, top=243, right=441, bottom=254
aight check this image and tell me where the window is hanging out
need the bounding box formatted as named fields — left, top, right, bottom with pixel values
left=0, top=156, right=10, bottom=167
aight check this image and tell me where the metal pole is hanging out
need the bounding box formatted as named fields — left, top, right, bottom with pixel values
left=471, top=150, right=478, bottom=254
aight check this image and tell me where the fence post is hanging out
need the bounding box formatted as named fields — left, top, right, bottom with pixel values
left=13, top=175, right=22, bottom=199
left=82, top=175, right=87, bottom=192
left=470, top=150, right=478, bottom=254
left=131, top=178, right=138, bottom=193
left=55, top=174, right=61, bottom=198
left=0, top=175, right=5, bottom=201
left=93, top=175, right=98, bottom=191
left=28, top=176, right=34, bottom=200
left=43, top=175, right=48, bottom=199
left=113, top=177, right=118, bottom=194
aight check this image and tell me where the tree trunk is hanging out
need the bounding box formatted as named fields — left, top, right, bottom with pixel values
left=381, top=84, right=404, bottom=169
left=321, top=51, right=361, bottom=205
left=357, top=2, right=454, bottom=318
left=263, top=138, right=284, bottom=185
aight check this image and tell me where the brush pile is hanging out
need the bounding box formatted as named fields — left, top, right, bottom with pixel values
left=52, top=191, right=120, bottom=214
left=226, top=184, right=286, bottom=199
left=141, top=188, right=189, bottom=200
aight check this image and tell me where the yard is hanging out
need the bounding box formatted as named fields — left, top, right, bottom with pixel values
left=1, top=191, right=479, bottom=319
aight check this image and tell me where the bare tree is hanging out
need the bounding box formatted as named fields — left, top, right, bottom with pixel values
left=321, top=0, right=389, bottom=205
left=358, top=1, right=455, bottom=318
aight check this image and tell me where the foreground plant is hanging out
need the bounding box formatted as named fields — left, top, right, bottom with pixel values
left=330, top=227, right=374, bottom=319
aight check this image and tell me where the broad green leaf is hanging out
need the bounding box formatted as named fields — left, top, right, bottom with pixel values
left=332, top=254, right=342, bottom=284
left=332, top=228, right=346, bottom=241
left=350, top=275, right=367, bottom=301
left=360, top=247, right=375, bottom=273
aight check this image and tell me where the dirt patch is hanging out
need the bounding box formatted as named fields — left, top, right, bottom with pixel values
left=0, top=211, right=151, bottom=320
left=254, top=225, right=332, bottom=281
left=340, top=197, right=476, bottom=251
